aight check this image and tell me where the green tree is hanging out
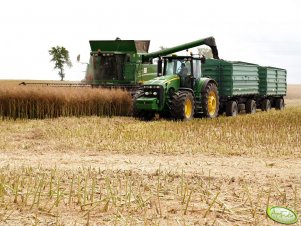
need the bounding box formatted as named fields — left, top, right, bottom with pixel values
left=49, top=46, right=72, bottom=81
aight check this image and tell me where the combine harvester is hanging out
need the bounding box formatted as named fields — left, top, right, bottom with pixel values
left=133, top=37, right=287, bottom=120
left=85, top=39, right=157, bottom=92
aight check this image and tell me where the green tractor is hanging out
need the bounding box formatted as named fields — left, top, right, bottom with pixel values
left=133, top=37, right=220, bottom=120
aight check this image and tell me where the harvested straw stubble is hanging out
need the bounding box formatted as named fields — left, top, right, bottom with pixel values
left=0, top=87, right=132, bottom=119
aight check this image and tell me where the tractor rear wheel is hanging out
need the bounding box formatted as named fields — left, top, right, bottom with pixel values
left=226, top=101, right=238, bottom=116
left=171, top=91, right=195, bottom=120
left=261, top=99, right=271, bottom=111
left=201, top=82, right=219, bottom=118
left=275, top=98, right=284, bottom=110
left=246, top=99, right=256, bottom=114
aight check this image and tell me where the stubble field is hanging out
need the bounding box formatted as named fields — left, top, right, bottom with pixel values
left=0, top=81, right=300, bottom=225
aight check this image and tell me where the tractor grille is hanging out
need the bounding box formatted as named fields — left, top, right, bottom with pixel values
left=142, top=85, right=164, bottom=107
left=143, top=85, right=162, bottom=97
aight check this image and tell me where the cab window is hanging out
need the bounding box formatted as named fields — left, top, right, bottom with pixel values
left=193, top=59, right=201, bottom=78
left=164, top=58, right=192, bottom=76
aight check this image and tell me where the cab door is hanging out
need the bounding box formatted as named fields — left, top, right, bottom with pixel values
left=192, top=59, right=201, bottom=88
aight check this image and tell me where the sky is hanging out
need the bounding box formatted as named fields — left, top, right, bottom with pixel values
left=0, top=0, right=300, bottom=84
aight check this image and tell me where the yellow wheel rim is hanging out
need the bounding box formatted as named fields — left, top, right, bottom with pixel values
left=208, top=91, right=217, bottom=116
left=184, top=98, right=192, bottom=118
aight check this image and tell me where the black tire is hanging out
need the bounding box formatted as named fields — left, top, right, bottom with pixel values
left=133, top=108, right=155, bottom=121
left=141, top=111, right=155, bottom=121
left=246, top=99, right=256, bottom=114
left=275, top=98, right=284, bottom=110
left=261, top=99, right=271, bottom=111
left=201, top=82, right=219, bottom=118
left=218, top=104, right=225, bottom=115
left=226, top=101, right=238, bottom=117
left=170, top=91, right=195, bottom=120
left=132, top=90, right=144, bottom=118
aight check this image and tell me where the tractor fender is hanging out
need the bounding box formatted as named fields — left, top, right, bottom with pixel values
left=178, top=88, right=195, bottom=97
left=200, top=79, right=218, bottom=93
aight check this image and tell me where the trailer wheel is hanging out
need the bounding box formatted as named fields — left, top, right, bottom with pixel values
left=171, top=91, right=195, bottom=120
left=226, top=101, right=238, bottom=116
left=275, top=98, right=284, bottom=110
left=201, top=82, right=219, bottom=118
left=261, top=99, right=271, bottom=111
left=246, top=99, right=256, bottom=114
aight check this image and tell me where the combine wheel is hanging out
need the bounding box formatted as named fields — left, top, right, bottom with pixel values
left=226, top=101, right=238, bottom=116
left=171, top=91, right=195, bottom=120
left=275, top=98, right=285, bottom=110
left=201, top=82, right=219, bottom=118
left=261, top=99, right=271, bottom=111
left=246, top=99, right=256, bottom=114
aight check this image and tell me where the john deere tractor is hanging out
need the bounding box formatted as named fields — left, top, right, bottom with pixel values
left=133, top=37, right=220, bottom=120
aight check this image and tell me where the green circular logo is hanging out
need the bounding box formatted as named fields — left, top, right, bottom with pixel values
left=267, top=206, right=298, bottom=225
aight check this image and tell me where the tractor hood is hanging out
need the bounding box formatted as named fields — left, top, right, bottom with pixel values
left=143, top=74, right=180, bottom=86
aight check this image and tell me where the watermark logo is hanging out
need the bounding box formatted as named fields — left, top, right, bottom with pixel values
left=267, top=206, right=298, bottom=225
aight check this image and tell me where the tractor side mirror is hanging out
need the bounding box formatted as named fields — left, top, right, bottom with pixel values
left=157, top=58, right=163, bottom=77
left=201, top=55, right=206, bottom=64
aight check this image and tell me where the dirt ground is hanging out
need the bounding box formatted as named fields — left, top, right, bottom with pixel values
left=1, top=148, right=301, bottom=225
left=1, top=149, right=301, bottom=182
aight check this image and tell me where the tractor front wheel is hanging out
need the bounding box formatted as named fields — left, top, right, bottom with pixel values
left=171, top=91, right=195, bottom=120
left=132, top=91, right=142, bottom=116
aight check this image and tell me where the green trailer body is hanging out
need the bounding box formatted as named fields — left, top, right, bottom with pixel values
left=200, top=59, right=286, bottom=115
left=258, top=66, right=287, bottom=96
left=202, top=59, right=259, bottom=97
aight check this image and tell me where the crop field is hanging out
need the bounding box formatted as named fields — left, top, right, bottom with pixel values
left=0, top=81, right=300, bottom=225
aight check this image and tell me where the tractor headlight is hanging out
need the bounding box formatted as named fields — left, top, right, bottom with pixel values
left=145, top=92, right=149, bottom=96
left=153, top=92, right=157, bottom=95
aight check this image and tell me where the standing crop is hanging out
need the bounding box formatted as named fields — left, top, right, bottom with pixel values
left=0, top=87, right=132, bottom=119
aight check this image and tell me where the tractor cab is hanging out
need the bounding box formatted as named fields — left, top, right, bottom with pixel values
left=161, top=56, right=204, bottom=89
